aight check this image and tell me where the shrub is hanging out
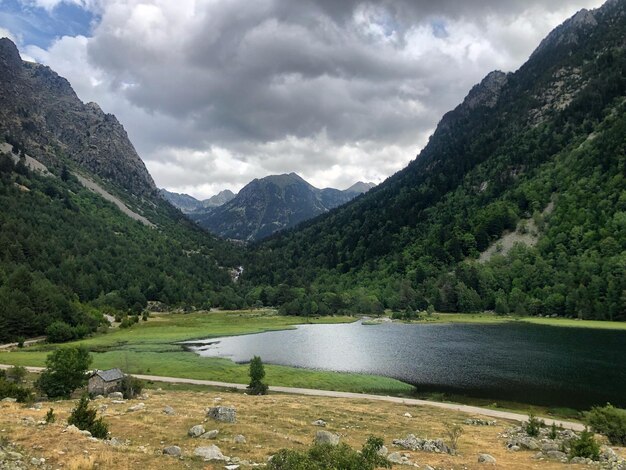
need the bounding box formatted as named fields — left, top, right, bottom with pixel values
left=6, top=365, right=26, bottom=384
left=36, top=346, right=92, bottom=398
left=268, top=436, right=390, bottom=470
left=46, top=321, right=75, bottom=343
left=524, top=413, right=544, bottom=437
left=68, top=395, right=109, bottom=439
left=120, top=375, right=143, bottom=399
left=0, top=377, right=33, bottom=402
left=585, top=404, right=626, bottom=445
left=248, top=356, right=268, bottom=395
left=569, top=429, right=600, bottom=460
left=548, top=422, right=559, bottom=440
left=16, top=336, right=25, bottom=348
left=444, top=422, right=464, bottom=451
left=45, top=408, right=56, bottom=423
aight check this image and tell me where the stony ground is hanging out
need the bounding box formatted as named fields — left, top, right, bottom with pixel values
left=0, top=389, right=623, bottom=470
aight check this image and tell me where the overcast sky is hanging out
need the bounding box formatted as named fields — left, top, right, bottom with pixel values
left=0, top=0, right=606, bottom=198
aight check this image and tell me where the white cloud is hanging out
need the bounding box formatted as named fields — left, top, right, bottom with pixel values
left=19, top=0, right=606, bottom=199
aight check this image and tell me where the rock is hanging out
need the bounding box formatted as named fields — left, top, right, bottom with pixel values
left=194, top=445, right=227, bottom=461
left=311, top=419, right=326, bottom=427
left=79, top=430, right=92, bottom=437
left=403, top=412, right=412, bottom=418
left=93, top=395, right=105, bottom=400
left=315, top=431, right=340, bottom=446
left=508, top=445, right=520, bottom=452
left=106, top=437, right=125, bottom=447
left=163, top=405, right=175, bottom=416
left=377, top=445, right=388, bottom=457
left=387, top=452, right=403, bottom=464
left=532, top=452, right=545, bottom=460
left=225, top=466, right=240, bottom=470
left=207, top=406, right=236, bottom=423
left=111, top=400, right=125, bottom=404
left=545, top=450, right=567, bottom=461
left=540, top=442, right=559, bottom=452
left=1, top=397, right=17, bottom=402
left=478, top=453, right=496, bottom=464
left=127, top=403, right=145, bottom=412
left=30, top=403, right=42, bottom=410
left=464, top=418, right=497, bottom=426
left=200, top=430, right=219, bottom=440
left=162, top=446, right=182, bottom=457
left=233, top=434, right=246, bottom=444
left=188, top=425, right=206, bottom=437
left=66, top=424, right=81, bottom=433
left=570, top=456, right=586, bottom=464
left=6, top=451, right=23, bottom=461
left=392, top=434, right=452, bottom=455
left=108, top=392, right=123, bottom=399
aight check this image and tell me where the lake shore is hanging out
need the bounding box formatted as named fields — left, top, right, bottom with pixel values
left=363, top=312, right=626, bottom=330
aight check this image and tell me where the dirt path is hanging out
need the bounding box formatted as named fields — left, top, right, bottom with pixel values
left=0, top=337, right=46, bottom=350
left=0, top=364, right=585, bottom=431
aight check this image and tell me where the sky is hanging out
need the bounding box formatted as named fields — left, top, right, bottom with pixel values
left=0, top=0, right=606, bottom=199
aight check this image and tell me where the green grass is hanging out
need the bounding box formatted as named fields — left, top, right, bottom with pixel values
left=387, top=312, right=626, bottom=330
left=0, top=310, right=413, bottom=395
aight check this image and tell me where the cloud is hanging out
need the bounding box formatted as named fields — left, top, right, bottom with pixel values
left=19, top=0, right=605, bottom=198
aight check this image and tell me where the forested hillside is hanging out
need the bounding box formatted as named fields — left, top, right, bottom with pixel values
left=0, top=39, right=243, bottom=342
left=243, top=1, right=626, bottom=321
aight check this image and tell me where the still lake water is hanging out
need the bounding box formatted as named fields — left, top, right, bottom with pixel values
left=187, top=321, right=626, bottom=409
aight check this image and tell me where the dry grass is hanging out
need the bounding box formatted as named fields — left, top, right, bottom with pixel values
left=0, top=390, right=622, bottom=469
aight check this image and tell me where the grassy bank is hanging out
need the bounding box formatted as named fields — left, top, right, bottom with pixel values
left=379, top=312, right=626, bottom=330
left=0, top=310, right=413, bottom=395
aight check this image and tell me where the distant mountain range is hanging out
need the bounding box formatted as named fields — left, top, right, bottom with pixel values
left=159, top=188, right=236, bottom=213
left=162, top=173, right=375, bottom=241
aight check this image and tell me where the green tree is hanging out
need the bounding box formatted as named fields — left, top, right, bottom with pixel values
left=68, top=395, right=109, bottom=438
left=36, top=346, right=92, bottom=398
left=248, top=356, right=268, bottom=395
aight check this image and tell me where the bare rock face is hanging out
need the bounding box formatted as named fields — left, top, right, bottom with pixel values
left=531, top=9, right=598, bottom=59
left=0, top=38, right=156, bottom=197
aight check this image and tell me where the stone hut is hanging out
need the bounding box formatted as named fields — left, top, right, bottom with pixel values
left=88, top=368, right=124, bottom=395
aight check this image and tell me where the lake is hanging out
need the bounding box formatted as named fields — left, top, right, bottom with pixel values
left=186, top=320, right=626, bottom=409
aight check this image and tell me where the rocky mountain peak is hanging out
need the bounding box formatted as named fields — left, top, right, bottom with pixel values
left=464, top=71, right=509, bottom=110
left=0, top=37, right=23, bottom=76
left=531, top=8, right=598, bottom=59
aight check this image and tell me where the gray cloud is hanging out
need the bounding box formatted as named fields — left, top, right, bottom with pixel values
left=22, top=0, right=605, bottom=198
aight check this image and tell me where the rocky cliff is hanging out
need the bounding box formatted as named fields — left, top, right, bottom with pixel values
left=0, top=38, right=156, bottom=197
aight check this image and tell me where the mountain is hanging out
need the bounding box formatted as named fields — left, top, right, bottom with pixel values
left=0, top=38, right=241, bottom=342
left=191, top=173, right=375, bottom=241
left=244, top=0, right=626, bottom=321
left=159, top=188, right=236, bottom=213
left=203, top=189, right=236, bottom=208
left=0, top=38, right=155, bottom=197
left=159, top=189, right=203, bottom=213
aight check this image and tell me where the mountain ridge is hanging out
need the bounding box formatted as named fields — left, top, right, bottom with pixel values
left=190, top=173, right=375, bottom=241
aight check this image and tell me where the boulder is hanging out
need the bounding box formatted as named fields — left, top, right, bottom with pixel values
left=315, top=431, right=340, bottom=446
left=207, top=406, right=236, bottom=423
left=545, top=450, right=567, bottom=461
left=377, top=445, right=388, bottom=457
left=392, top=434, right=452, bottom=454
left=108, top=392, right=123, bottom=399
left=311, top=419, right=326, bottom=427
left=200, top=430, right=219, bottom=439
left=193, top=445, right=227, bottom=461
left=163, top=405, right=175, bottom=416
left=188, top=425, right=206, bottom=437
left=162, top=446, right=182, bottom=457
left=127, top=403, right=145, bottom=412
left=478, top=453, right=496, bottom=464
left=1, top=398, right=17, bottom=403
left=387, top=452, right=403, bottom=464
left=233, top=434, right=246, bottom=444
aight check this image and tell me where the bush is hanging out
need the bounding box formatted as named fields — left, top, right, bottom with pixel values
left=46, top=321, right=74, bottom=343
left=68, top=395, right=109, bottom=439
left=36, top=346, right=92, bottom=398
left=248, top=356, right=268, bottom=395
left=120, top=375, right=143, bottom=399
left=45, top=408, right=56, bottom=423
left=6, top=365, right=26, bottom=384
left=0, top=377, right=33, bottom=402
left=16, top=336, right=25, bottom=348
left=444, top=422, right=464, bottom=451
left=268, top=436, right=390, bottom=470
left=524, top=413, right=544, bottom=437
left=569, top=429, right=600, bottom=460
left=585, top=404, right=626, bottom=445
